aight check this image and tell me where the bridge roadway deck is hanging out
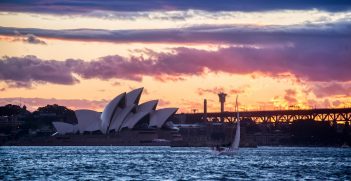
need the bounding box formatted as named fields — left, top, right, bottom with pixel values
left=182, top=108, right=351, bottom=123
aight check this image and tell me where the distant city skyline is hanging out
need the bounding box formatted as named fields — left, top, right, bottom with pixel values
left=0, top=1, right=350, bottom=112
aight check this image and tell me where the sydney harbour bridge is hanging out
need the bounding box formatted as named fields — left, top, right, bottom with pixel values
left=181, top=94, right=351, bottom=124
left=183, top=108, right=351, bottom=123
left=201, top=108, right=351, bottom=123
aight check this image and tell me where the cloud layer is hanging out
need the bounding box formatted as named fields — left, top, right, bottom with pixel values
left=0, top=0, right=350, bottom=14
left=1, top=23, right=350, bottom=44
left=311, top=83, right=351, bottom=98
left=0, top=56, right=79, bottom=87
left=1, top=39, right=350, bottom=87
left=13, top=30, right=46, bottom=44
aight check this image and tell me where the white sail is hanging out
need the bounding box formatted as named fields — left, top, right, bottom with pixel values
left=230, top=95, right=240, bottom=150
left=212, top=95, right=240, bottom=155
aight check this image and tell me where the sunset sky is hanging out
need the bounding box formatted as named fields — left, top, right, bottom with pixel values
left=0, top=1, right=350, bottom=112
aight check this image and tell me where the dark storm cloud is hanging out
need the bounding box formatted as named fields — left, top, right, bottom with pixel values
left=0, top=0, right=350, bottom=14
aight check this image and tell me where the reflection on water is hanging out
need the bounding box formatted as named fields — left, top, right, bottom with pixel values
left=1, top=146, right=351, bottom=180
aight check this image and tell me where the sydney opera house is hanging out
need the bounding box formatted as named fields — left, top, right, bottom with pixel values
left=50, top=88, right=181, bottom=145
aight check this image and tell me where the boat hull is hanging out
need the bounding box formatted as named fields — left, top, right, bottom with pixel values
left=213, top=148, right=239, bottom=155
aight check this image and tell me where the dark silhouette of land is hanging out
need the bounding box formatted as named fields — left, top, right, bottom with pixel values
left=0, top=104, right=350, bottom=147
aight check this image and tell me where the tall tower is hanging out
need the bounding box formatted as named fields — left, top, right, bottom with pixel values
left=218, top=92, right=227, bottom=113
left=204, top=99, right=207, bottom=114
left=203, top=99, right=207, bottom=121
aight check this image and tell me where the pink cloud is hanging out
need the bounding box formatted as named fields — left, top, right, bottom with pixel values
left=284, top=89, right=297, bottom=106
left=311, top=82, right=351, bottom=98
left=158, top=99, right=171, bottom=107
left=1, top=43, right=350, bottom=88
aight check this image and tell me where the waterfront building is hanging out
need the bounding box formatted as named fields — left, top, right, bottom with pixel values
left=52, top=88, right=178, bottom=135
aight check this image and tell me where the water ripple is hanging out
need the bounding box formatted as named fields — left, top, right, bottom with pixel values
left=1, top=146, right=351, bottom=180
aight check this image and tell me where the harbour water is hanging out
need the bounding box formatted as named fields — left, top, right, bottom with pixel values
left=1, top=146, right=350, bottom=180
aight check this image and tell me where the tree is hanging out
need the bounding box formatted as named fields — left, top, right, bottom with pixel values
left=33, top=104, right=77, bottom=123
left=0, top=104, right=30, bottom=116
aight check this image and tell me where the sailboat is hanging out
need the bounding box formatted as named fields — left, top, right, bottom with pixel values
left=213, top=95, right=240, bottom=155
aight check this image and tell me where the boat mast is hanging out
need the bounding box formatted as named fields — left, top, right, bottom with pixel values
left=231, top=95, right=240, bottom=149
